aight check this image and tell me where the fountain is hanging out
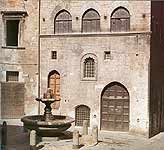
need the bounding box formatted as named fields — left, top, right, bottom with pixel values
left=21, top=89, right=74, bottom=140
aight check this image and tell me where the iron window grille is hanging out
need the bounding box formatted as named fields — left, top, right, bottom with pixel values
left=104, top=51, right=111, bottom=59
left=51, top=51, right=57, bottom=59
left=6, top=71, right=19, bottom=82
left=75, top=105, right=90, bottom=126
left=84, top=57, right=95, bottom=78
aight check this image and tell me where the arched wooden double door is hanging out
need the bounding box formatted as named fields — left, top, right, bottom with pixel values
left=101, top=82, right=129, bottom=131
left=48, top=70, right=60, bottom=109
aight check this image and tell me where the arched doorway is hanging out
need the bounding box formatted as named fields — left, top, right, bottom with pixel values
left=48, top=70, right=60, bottom=109
left=101, top=82, right=129, bottom=131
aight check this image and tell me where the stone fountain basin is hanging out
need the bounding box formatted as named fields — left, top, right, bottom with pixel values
left=21, top=115, right=74, bottom=136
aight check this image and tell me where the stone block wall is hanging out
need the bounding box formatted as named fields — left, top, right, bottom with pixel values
left=40, top=0, right=151, bottom=35
left=39, top=0, right=151, bottom=136
left=0, top=0, right=39, bottom=118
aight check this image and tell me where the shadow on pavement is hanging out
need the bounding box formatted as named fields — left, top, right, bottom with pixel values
left=0, top=125, right=30, bottom=150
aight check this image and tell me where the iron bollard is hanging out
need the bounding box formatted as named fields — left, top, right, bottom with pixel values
left=1, top=121, right=7, bottom=150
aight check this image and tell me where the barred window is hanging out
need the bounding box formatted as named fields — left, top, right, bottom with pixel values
left=111, top=7, right=130, bottom=32
left=75, top=105, right=90, bottom=126
left=51, top=51, right=57, bottom=59
left=82, top=9, right=100, bottom=32
left=6, top=71, right=19, bottom=82
left=55, top=10, right=72, bottom=33
left=84, top=57, right=95, bottom=78
left=104, top=51, right=111, bottom=59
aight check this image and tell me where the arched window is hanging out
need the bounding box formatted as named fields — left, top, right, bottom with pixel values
left=111, top=7, right=130, bottom=32
left=84, top=57, right=95, bottom=78
left=75, top=105, right=90, bottom=126
left=82, top=9, right=100, bottom=32
left=48, top=70, right=60, bottom=109
left=54, top=10, right=72, bottom=33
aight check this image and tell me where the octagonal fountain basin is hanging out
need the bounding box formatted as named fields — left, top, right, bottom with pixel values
left=21, top=115, right=74, bottom=136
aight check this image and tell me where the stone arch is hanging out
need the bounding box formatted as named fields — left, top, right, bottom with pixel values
left=82, top=8, right=100, bottom=32
left=54, top=9, right=72, bottom=33
left=110, top=6, right=130, bottom=32
left=48, top=70, right=60, bottom=109
left=75, top=105, right=90, bottom=126
left=100, top=82, right=130, bottom=131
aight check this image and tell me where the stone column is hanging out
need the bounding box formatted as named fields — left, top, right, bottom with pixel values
left=72, top=130, right=80, bottom=149
left=83, top=120, right=88, bottom=135
left=30, top=130, right=36, bottom=146
left=92, top=125, right=98, bottom=143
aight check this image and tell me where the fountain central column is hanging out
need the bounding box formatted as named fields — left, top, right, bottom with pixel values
left=43, top=100, right=54, bottom=121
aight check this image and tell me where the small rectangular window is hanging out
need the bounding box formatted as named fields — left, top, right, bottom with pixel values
left=104, top=51, right=111, bottom=59
left=51, top=51, right=57, bottom=59
left=6, top=71, right=19, bottom=82
left=6, top=20, right=19, bottom=46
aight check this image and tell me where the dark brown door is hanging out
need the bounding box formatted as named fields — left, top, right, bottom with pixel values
left=149, top=85, right=162, bottom=137
left=101, top=83, right=129, bottom=131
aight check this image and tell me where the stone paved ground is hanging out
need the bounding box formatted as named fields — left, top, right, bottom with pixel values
left=38, top=131, right=164, bottom=150
left=0, top=124, right=164, bottom=150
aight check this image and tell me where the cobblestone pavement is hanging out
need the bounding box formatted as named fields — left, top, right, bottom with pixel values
left=1, top=124, right=164, bottom=150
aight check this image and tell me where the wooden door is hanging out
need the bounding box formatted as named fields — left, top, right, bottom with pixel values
left=149, top=85, right=162, bottom=137
left=48, top=71, right=60, bottom=109
left=101, top=83, right=129, bottom=131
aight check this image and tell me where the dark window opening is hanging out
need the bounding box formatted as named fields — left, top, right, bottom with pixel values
left=6, top=71, right=19, bottom=82
left=6, top=20, right=19, bottom=46
left=104, top=51, right=111, bottom=59
left=51, top=51, right=57, bottom=59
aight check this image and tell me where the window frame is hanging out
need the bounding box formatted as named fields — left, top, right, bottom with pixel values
left=6, top=71, right=19, bottom=82
left=6, top=19, right=20, bottom=46
left=104, top=51, right=111, bottom=60
left=51, top=51, right=57, bottom=59
left=110, top=7, right=130, bottom=32
left=2, top=12, right=26, bottom=48
left=54, top=10, right=72, bottom=34
left=82, top=9, right=100, bottom=33
left=81, top=53, right=98, bottom=81
left=75, top=105, right=90, bottom=127
left=83, top=57, right=95, bottom=78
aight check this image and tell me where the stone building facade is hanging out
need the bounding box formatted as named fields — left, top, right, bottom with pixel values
left=1, top=0, right=164, bottom=138
left=0, top=0, right=39, bottom=121
left=40, top=0, right=151, bottom=137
